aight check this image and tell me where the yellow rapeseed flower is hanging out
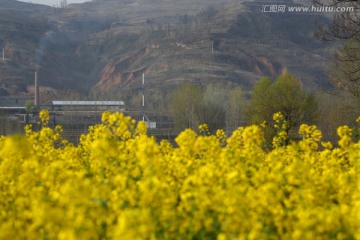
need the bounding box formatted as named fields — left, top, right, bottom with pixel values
left=0, top=112, right=359, bottom=239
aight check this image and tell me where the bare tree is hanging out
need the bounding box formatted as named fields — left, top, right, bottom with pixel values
left=331, top=40, right=360, bottom=99
left=314, top=0, right=360, bottom=41
left=315, top=0, right=360, bottom=99
left=225, top=86, right=246, bottom=134
left=170, top=83, right=202, bottom=130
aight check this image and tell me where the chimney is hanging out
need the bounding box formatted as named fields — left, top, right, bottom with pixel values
left=34, top=71, right=39, bottom=107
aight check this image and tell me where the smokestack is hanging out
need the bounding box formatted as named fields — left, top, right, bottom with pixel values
left=34, top=71, right=39, bottom=107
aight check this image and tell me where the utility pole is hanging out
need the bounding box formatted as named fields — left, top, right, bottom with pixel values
left=34, top=71, right=39, bottom=107
left=34, top=66, right=42, bottom=108
left=2, top=48, right=4, bottom=61
left=142, top=71, right=145, bottom=122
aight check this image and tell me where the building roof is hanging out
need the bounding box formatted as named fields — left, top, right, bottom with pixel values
left=52, top=101, right=125, bottom=106
left=0, top=107, right=26, bottom=109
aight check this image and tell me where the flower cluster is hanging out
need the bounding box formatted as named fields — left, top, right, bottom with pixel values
left=272, top=112, right=288, bottom=148
left=1, top=111, right=360, bottom=239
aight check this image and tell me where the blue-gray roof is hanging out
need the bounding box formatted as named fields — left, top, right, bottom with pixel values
left=52, top=101, right=125, bottom=106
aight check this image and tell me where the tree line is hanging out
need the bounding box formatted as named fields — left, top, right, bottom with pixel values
left=168, top=71, right=360, bottom=146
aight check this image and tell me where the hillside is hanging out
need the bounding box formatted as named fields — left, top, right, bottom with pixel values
left=0, top=0, right=334, bottom=107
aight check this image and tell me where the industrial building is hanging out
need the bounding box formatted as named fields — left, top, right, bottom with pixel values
left=51, top=101, right=125, bottom=112
left=0, top=98, right=176, bottom=144
left=0, top=72, right=176, bottom=143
